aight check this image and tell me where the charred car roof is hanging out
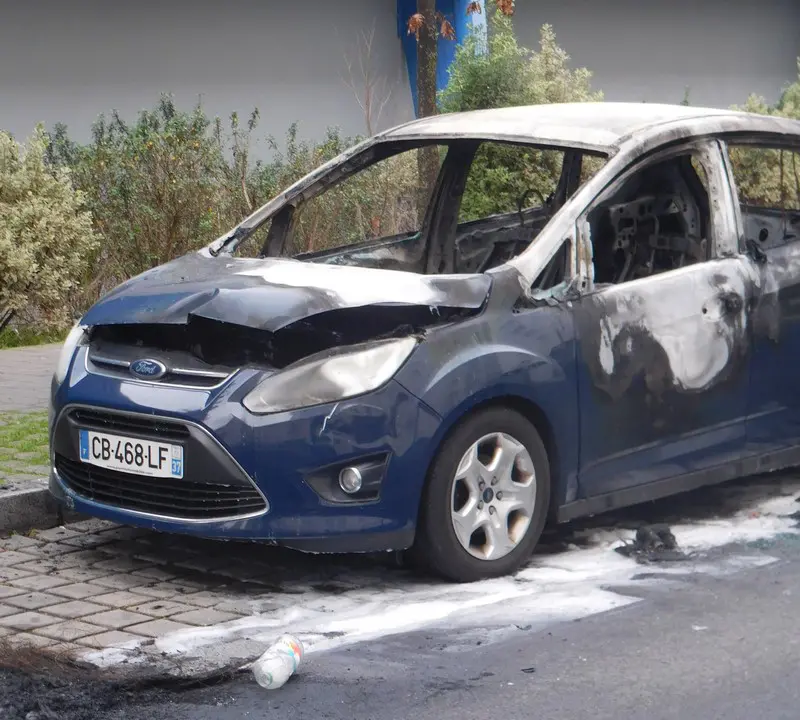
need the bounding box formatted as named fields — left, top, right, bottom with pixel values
left=382, top=102, right=800, bottom=155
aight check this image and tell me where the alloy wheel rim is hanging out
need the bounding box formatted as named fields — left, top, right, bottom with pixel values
left=449, top=432, right=536, bottom=561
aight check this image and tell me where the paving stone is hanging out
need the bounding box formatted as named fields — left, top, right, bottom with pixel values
left=128, top=549, right=192, bottom=566
left=0, top=535, right=45, bottom=551
left=0, top=567, right=34, bottom=581
left=12, top=559, right=62, bottom=574
left=0, top=584, right=24, bottom=599
left=67, top=519, right=118, bottom=533
left=0, top=611, right=60, bottom=630
left=51, top=550, right=103, bottom=568
left=214, top=598, right=278, bottom=615
left=9, top=575, right=70, bottom=591
left=131, top=566, right=178, bottom=581
left=93, top=590, right=153, bottom=608
left=35, top=526, right=84, bottom=542
left=50, top=582, right=110, bottom=600
left=170, top=608, right=240, bottom=625
left=51, top=567, right=108, bottom=582
left=92, top=574, right=149, bottom=591
left=0, top=550, right=37, bottom=566
left=76, top=630, right=145, bottom=649
left=92, top=557, right=154, bottom=573
left=172, top=556, right=231, bottom=573
left=33, top=620, right=107, bottom=642
left=129, top=599, right=196, bottom=618
left=126, top=618, right=193, bottom=638
left=86, top=609, right=151, bottom=629
left=0, top=603, right=22, bottom=618
left=47, top=600, right=107, bottom=619
left=130, top=582, right=184, bottom=599
left=5, top=631, right=56, bottom=649
left=181, top=591, right=230, bottom=608
left=6, top=592, right=61, bottom=610
left=35, top=542, right=82, bottom=557
left=59, top=534, right=116, bottom=550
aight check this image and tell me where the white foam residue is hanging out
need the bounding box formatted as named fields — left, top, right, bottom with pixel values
left=81, top=477, right=800, bottom=668
left=236, top=259, right=443, bottom=306
left=596, top=263, right=750, bottom=391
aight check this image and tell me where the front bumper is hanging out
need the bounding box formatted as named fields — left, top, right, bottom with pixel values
left=49, top=351, right=441, bottom=552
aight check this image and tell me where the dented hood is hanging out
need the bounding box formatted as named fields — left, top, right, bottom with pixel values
left=80, top=252, right=492, bottom=331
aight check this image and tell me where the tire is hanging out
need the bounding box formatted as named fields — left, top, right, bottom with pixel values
left=413, top=406, right=551, bottom=583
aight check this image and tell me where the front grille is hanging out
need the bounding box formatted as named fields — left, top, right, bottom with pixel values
left=69, top=408, right=191, bottom=442
left=88, top=353, right=232, bottom=389
left=55, top=454, right=267, bottom=520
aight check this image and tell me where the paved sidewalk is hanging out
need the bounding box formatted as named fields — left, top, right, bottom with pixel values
left=0, top=518, right=394, bottom=666
left=0, top=344, right=61, bottom=412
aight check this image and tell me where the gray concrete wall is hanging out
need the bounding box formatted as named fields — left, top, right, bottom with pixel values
left=1, top=0, right=798, bottom=149
left=0, top=0, right=414, bottom=145
left=513, top=0, right=800, bottom=108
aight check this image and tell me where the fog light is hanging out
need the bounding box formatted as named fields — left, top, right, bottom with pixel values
left=338, top=467, right=363, bottom=494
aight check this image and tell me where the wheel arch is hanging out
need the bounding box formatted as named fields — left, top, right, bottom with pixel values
left=418, top=393, right=564, bottom=524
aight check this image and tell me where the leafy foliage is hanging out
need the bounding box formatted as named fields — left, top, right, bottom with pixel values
left=57, top=96, right=232, bottom=303
left=0, top=126, right=97, bottom=332
left=441, top=13, right=603, bottom=221
left=729, top=61, right=800, bottom=211
left=291, top=146, right=439, bottom=254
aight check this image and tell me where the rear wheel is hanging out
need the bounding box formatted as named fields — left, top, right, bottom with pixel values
left=413, top=406, right=550, bottom=582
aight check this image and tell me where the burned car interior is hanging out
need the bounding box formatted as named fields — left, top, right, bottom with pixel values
left=588, top=153, right=710, bottom=286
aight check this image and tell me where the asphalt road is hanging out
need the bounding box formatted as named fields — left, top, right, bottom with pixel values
left=95, top=531, right=798, bottom=720
left=4, top=476, right=799, bottom=720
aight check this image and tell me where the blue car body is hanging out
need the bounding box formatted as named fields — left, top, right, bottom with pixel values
left=48, top=103, right=800, bottom=567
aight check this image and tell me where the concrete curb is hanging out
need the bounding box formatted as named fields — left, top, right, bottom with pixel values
left=0, top=482, right=84, bottom=534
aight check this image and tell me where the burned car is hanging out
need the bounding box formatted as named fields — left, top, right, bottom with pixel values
left=49, top=102, right=800, bottom=582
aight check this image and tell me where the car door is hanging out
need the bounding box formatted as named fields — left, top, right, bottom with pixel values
left=570, top=141, right=755, bottom=498
left=723, top=137, right=800, bottom=454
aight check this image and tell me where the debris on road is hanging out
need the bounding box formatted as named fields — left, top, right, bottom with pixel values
left=615, top=524, right=687, bottom=563
left=251, top=634, right=304, bottom=690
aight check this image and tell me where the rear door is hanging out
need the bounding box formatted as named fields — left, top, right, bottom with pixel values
left=570, top=141, right=755, bottom=498
left=724, top=138, right=800, bottom=453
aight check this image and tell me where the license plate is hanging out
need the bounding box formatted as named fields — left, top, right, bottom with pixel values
left=78, top=429, right=184, bottom=479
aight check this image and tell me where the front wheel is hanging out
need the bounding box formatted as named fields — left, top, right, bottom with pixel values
left=413, top=407, right=551, bottom=582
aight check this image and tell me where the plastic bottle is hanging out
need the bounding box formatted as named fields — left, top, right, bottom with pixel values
left=251, top=634, right=304, bottom=690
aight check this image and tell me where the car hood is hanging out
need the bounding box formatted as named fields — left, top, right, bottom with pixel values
left=80, top=252, right=492, bottom=332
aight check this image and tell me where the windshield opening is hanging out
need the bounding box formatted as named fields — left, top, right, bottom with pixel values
left=226, top=139, right=607, bottom=276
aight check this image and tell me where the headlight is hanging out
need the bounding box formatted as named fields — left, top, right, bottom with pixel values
left=243, top=336, right=418, bottom=414
left=54, top=324, right=88, bottom=387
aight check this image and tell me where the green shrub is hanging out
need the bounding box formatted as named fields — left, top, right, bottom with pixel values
left=57, top=96, right=233, bottom=303
left=730, top=60, right=800, bottom=210
left=0, top=126, right=97, bottom=333
left=439, top=14, right=603, bottom=221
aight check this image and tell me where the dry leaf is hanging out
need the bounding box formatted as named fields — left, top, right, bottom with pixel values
left=407, top=13, right=425, bottom=38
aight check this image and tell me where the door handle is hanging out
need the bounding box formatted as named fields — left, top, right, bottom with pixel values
left=719, top=292, right=744, bottom=315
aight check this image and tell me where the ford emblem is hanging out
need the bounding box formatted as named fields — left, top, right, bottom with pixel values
left=130, top=358, right=167, bottom=380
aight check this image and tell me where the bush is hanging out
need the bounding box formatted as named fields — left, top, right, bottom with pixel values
left=0, top=126, right=97, bottom=333
left=439, top=14, right=603, bottom=220
left=46, top=99, right=365, bottom=285
left=50, top=96, right=235, bottom=303
left=730, top=60, right=800, bottom=210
